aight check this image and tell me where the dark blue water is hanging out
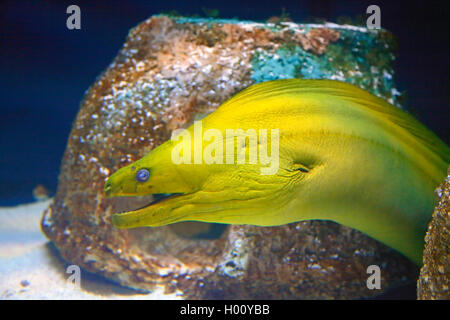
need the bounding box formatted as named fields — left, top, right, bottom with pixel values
left=1, top=0, right=449, bottom=205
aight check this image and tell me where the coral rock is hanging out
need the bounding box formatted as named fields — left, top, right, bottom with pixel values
left=418, top=168, right=450, bottom=300
left=42, top=15, right=417, bottom=299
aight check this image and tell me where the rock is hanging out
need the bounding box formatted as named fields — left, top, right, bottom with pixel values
left=33, top=184, right=50, bottom=201
left=418, top=168, right=450, bottom=299
left=42, top=15, right=417, bottom=299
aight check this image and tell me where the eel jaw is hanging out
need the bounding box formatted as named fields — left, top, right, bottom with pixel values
left=111, top=193, right=185, bottom=229
left=121, top=193, right=183, bottom=212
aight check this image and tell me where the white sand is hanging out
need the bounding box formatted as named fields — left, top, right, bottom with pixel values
left=0, top=200, right=181, bottom=300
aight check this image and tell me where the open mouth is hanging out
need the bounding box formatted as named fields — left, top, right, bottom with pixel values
left=110, top=192, right=229, bottom=238
left=113, top=193, right=183, bottom=215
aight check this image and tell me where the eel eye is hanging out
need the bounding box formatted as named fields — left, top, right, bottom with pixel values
left=136, top=169, right=150, bottom=182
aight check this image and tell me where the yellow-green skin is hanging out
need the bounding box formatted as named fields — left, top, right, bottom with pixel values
left=104, top=79, right=449, bottom=265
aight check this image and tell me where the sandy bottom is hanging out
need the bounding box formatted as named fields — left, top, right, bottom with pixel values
left=0, top=200, right=180, bottom=300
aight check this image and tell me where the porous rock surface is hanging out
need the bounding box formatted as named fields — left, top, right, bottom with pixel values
left=418, top=168, right=450, bottom=300
left=42, top=15, right=417, bottom=299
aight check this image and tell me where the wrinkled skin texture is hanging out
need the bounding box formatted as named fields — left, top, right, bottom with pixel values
left=105, top=79, right=450, bottom=265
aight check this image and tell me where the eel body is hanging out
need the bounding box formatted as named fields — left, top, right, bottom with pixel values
left=104, top=79, right=449, bottom=264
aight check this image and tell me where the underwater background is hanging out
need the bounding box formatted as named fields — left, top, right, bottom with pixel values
left=0, top=0, right=449, bottom=206
left=0, top=0, right=449, bottom=301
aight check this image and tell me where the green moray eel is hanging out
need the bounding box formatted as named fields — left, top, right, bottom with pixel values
left=104, top=79, right=449, bottom=264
